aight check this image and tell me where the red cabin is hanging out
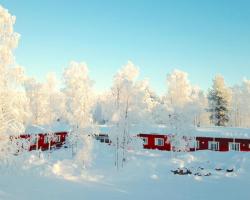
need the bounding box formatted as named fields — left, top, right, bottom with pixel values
left=196, top=136, right=250, bottom=152
left=138, top=133, right=250, bottom=152
left=24, top=131, right=67, bottom=151
left=138, top=133, right=171, bottom=151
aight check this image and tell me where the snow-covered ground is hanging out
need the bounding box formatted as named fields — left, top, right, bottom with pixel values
left=0, top=136, right=250, bottom=200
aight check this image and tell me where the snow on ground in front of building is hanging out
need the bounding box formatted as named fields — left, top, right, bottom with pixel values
left=1, top=125, right=250, bottom=200
left=0, top=137, right=250, bottom=200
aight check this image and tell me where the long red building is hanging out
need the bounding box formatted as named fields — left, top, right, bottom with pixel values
left=138, top=133, right=250, bottom=152
left=17, top=132, right=68, bottom=151
left=14, top=130, right=250, bottom=153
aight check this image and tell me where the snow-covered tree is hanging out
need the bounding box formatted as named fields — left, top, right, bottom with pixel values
left=109, top=61, right=139, bottom=168
left=24, top=73, right=65, bottom=126
left=0, top=6, right=31, bottom=162
left=166, top=69, right=192, bottom=108
left=63, top=61, right=97, bottom=168
left=131, top=79, right=159, bottom=124
left=0, top=6, right=29, bottom=135
left=164, top=70, right=206, bottom=134
left=101, top=61, right=155, bottom=167
left=45, top=73, right=66, bottom=123
left=208, top=75, right=231, bottom=126
left=230, top=79, right=250, bottom=127
left=97, top=63, right=159, bottom=125
left=24, top=78, right=48, bottom=125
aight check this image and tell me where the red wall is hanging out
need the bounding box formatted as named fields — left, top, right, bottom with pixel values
left=140, top=134, right=250, bottom=152
left=235, top=139, right=250, bottom=151
left=21, top=132, right=250, bottom=153
left=138, top=133, right=171, bottom=151
left=26, top=132, right=67, bottom=151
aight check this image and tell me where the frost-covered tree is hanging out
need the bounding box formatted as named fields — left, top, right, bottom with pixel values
left=0, top=6, right=29, bottom=134
left=63, top=61, right=97, bottom=168
left=166, top=69, right=192, bottom=108
left=102, top=61, right=157, bottom=167
left=93, top=100, right=105, bottom=124
left=161, top=70, right=209, bottom=151
left=208, top=75, right=231, bottom=126
left=109, top=61, right=139, bottom=168
left=164, top=70, right=206, bottom=134
left=0, top=6, right=31, bottom=162
left=45, top=73, right=66, bottom=123
left=151, top=100, right=169, bottom=124
left=165, top=70, right=191, bottom=133
left=24, top=73, right=65, bottom=126
left=230, top=79, right=250, bottom=127
left=129, top=79, right=158, bottom=125
left=98, top=64, right=158, bottom=126
left=24, top=78, right=49, bottom=125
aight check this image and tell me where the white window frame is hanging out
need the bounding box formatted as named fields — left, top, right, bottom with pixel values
left=31, top=136, right=37, bottom=145
left=44, top=136, right=49, bottom=144
left=54, top=135, right=61, bottom=143
left=229, top=142, right=240, bottom=151
left=196, top=140, right=200, bottom=149
left=208, top=141, right=219, bottom=151
left=142, top=137, right=148, bottom=145
left=100, top=137, right=105, bottom=143
left=155, top=138, right=164, bottom=146
left=98, top=135, right=109, bottom=143
left=105, top=138, right=110, bottom=143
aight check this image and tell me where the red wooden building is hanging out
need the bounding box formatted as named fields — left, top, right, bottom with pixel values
left=196, top=136, right=250, bottom=152
left=15, top=130, right=250, bottom=153
left=138, top=133, right=250, bottom=152
left=138, top=133, right=171, bottom=151
left=19, top=131, right=67, bottom=151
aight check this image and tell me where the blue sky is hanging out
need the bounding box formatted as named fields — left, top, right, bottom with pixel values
left=1, top=0, right=250, bottom=94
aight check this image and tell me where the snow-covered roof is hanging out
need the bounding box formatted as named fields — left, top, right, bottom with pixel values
left=134, top=126, right=250, bottom=139
left=195, top=127, right=250, bottom=139
left=25, top=122, right=71, bottom=134
left=98, top=124, right=170, bottom=135
left=102, top=124, right=250, bottom=139
left=25, top=123, right=250, bottom=139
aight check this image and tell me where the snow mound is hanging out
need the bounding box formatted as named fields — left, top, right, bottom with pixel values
left=51, top=160, right=104, bottom=183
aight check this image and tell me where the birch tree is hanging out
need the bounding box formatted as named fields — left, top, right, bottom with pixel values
left=0, top=5, right=31, bottom=162
left=165, top=70, right=205, bottom=134
left=63, top=61, right=96, bottom=168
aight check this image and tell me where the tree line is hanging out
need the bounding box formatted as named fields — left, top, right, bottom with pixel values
left=0, top=5, right=248, bottom=167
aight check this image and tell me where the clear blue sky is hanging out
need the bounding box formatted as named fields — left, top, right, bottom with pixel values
left=1, top=0, right=250, bottom=94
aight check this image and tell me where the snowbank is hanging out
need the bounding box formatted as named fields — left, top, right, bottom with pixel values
left=0, top=140, right=250, bottom=200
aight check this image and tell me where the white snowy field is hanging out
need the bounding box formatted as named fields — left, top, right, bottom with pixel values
left=0, top=140, right=250, bottom=200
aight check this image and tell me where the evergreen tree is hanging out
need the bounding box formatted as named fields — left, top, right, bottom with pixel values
left=208, top=75, right=231, bottom=126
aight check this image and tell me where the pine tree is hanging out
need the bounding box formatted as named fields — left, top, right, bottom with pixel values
left=208, top=75, right=231, bottom=126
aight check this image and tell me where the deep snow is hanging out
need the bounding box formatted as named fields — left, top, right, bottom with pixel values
left=0, top=136, right=250, bottom=200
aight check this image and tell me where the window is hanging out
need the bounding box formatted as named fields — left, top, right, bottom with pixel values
left=229, top=142, right=240, bottom=151
left=142, top=137, right=148, bottom=145
left=96, top=134, right=109, bottom=143
left=31, top=136, right=38, bottom=145
left=196, top=140, right=200, bottom=149
left=99, top=136, right=108, bottom=143
left=105, top=138, right=110, bottom=143
left=54, top=135, right=61, bottom=143
left=100, top=138, right=105, bottom=143
left=208, top=141, right=219, bottom=151
left=155, top=138, right=164, bottom=146
left=44, top=136, right=49, bottom=144
left=95, top=136, right=100, bottom=140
